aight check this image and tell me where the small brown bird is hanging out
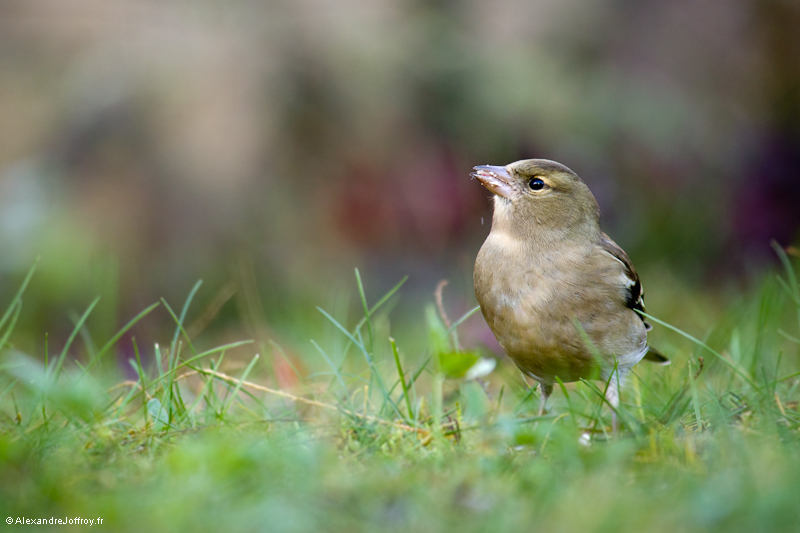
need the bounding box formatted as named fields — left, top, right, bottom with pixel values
left=472, top=159, right=667, bottom=425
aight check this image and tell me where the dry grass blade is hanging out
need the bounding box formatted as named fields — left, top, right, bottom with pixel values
left=176, top=368, right=423, bottom=434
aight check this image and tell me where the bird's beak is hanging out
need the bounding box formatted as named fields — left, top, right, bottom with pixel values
left=471, top=165, right=515, bottom=199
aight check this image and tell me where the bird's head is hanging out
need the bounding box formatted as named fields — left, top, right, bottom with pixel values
left=472, top=158, right=600, bottom=242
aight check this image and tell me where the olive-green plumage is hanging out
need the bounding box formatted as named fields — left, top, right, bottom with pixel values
left=472, top=159, right=667, bottom=416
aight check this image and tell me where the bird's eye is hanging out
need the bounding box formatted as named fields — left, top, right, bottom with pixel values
left=529, top=178, right=546, bottom=191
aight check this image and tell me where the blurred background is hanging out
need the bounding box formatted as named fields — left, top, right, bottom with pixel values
left=0, top=0, right=798, bottom=370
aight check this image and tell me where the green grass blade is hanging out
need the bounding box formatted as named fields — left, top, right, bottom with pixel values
left=554, top=376, right=578, bottom=429
left=0, top=380, right=17, bottom=405
left=144, top=340, right=254, bottom=392
left=354, top=269, right=374, bottom=355
left=317, top=307, right=367, bottom=356
left=78, top=302, right=161, bottom=380
left=367, top=276, right=408, bottom=317
left=778, top=329, right=800, bottom=344
left=0, top=259, right=38, bottom=334
left=311, top=339, right=358, bottom=415
left=687, top=359, right=702, bottom=430
left=316, top=308, right=403, bottom=420
left=772, top=241, right=800, bottom=336
left=337, top=276, right=408, bottom=363
left=411, top=355, right=431, bottom=385
left=0, top=300, right=22, bottom=352
left=390, top=337, right=414, bottom=423
left=51, top=297, right=100, bottom=379
left=168, top=342, right=188, bottom=417
left=640, top=311, right=759, bottom=389
left=221, top=353, right=260, bottom=418
left=185, top=369, right=217, bottom=424
left=162, top=298, right=198, bottom=358
left=445, top=305, right=481, bottom=337
left=170, top=280, right=203, bottom=358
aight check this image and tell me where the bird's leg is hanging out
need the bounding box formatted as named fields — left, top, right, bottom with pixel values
left=611, top=405, right=618, bottom=434
left=538, top=382, right=553, bottom=417
left=604, top=370, right=623, bottom=434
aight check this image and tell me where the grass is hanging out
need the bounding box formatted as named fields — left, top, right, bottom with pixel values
left=1, top=252, right=800, bottom=533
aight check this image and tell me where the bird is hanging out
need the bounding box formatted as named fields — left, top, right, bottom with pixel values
left=472, top=158, right=668, bottom=429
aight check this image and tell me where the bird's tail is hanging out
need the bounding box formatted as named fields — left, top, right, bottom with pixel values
left=643, top=345, right=670, bottom=364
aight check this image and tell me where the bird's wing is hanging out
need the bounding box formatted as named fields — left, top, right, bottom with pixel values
left=597, top=233, right=669, bottom=364
left=597, top=233, right=648, bottom=325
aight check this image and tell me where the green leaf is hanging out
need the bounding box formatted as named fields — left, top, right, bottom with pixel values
left=438, top=351, right=496, bottom=380
left=147, top=398, right=170, bottom=431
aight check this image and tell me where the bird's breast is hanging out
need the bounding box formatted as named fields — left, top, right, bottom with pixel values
left=474, top=232, right=632, bottom=383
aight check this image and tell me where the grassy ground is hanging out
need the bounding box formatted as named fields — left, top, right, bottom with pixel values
left=2, top=252, right=800, bottom=533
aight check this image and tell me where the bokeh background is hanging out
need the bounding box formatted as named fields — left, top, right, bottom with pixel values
left=1, top=0, right=799, bottom=368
